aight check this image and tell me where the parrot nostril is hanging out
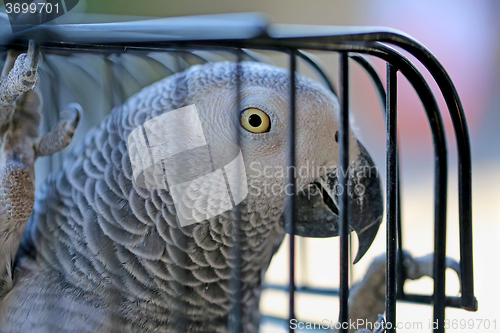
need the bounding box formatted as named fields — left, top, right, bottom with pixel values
left=335, top=131, right=339, bottom=143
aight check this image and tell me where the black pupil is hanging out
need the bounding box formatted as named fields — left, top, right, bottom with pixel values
left=248, top=114, right=262, bottom=127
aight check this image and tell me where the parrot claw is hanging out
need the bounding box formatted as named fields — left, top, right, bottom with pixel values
left=35, top=103, right=82, bottom=157
left=343, top=251, right=462, bottom=333
left=0, top=40, right=39, bottom=109
left=0, top=42, right=80, bottom=297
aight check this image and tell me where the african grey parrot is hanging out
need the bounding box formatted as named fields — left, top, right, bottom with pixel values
left=0, top=39, right=384, bottom=332
left=0, top=40, right=458, bottom=333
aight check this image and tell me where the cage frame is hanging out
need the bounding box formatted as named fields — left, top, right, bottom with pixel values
left=0, top=12, right=477, bottom=333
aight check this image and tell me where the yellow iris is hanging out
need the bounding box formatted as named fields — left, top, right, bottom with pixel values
left=241, top=108, right=270, bottom=133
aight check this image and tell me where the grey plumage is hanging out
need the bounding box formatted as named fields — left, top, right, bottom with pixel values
left=0, top=61, right=320, bottom=332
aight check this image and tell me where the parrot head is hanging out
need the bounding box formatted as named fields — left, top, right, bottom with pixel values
left=146, top=61, right=383, bottom=263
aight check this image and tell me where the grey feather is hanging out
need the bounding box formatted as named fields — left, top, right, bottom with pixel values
left=2, top=62, right=302, bottom=332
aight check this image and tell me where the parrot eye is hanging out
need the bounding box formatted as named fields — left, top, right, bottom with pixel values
left=241, top=108, right=270, bottom=133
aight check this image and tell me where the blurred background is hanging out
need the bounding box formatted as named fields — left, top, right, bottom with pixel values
left=17, top=0, right=500, bottom=332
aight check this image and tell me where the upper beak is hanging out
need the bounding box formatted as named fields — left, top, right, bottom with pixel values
left=287, top=140, right=383, bottom=264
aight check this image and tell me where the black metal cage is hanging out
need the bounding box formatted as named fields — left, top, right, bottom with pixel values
left=0, top=12, right=477, bottom=333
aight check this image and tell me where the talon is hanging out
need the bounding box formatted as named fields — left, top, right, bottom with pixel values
left=404, top=253, right=461, bottom=288
left=35, top=103, right=82, bottom=157
left=61, top=103, right=82, bottom=131
left=373, top=314, right=386, bottom=333
left=26, top=40, right=40, bottom=71
left=0, top=40, right=40, bottom=106
left=17, top=39, right=39, bottom=85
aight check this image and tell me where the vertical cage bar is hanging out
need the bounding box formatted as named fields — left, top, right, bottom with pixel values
left=385, top=63, right=398, bottom=333
left=173, top=52, right=188, bottom=332
left=228, top=50, right=243, bottom=333
left=427, top=52, right=450, bottom=333
left=350, top=53, right=407, bottom=301
left=396, top=160, right=405, bottom=298
left=338, top=52, right=350, bottom=332
left=433, top=124, right=448, bottom=332
left=287, top=49, right=297, bottom=332
left=458, top=167, right=475, bottom=310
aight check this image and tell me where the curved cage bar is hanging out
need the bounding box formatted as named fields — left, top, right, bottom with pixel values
left=0, top=13, right=477, bottom=333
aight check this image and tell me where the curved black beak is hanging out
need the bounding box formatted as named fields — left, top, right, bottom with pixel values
left=286, top=140, right=383, bottom=264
